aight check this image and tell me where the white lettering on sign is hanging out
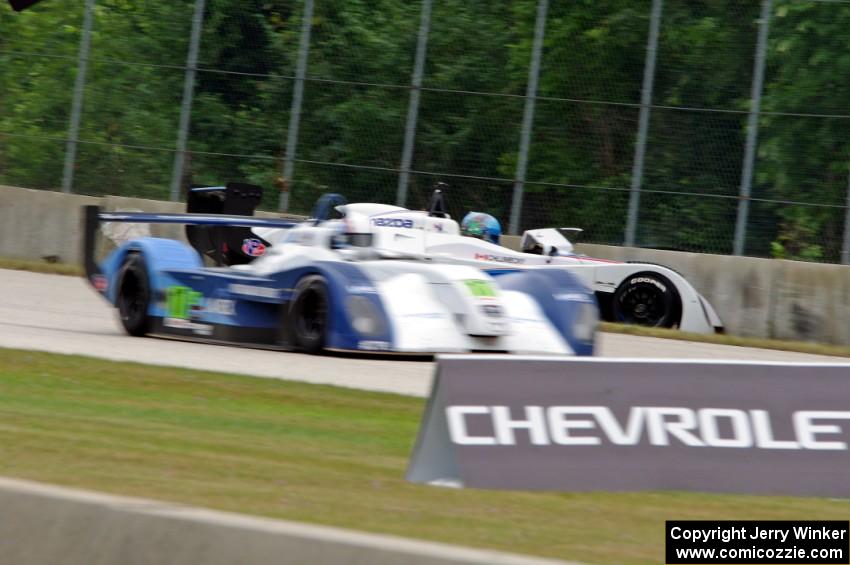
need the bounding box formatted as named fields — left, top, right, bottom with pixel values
left=445, top=406, right=850, bottom=450
left=794, top=411, right=850, bottom=450
left=446, top=406, right=496, bottom=445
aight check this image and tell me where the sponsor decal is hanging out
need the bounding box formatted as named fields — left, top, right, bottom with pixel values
left=445, top=406, right=850, bottom=449
left=228, top=283, right=279, bottom=299
left=91, top=274, right=108, bottom=292
left=163, top=317, right=213, bottom=336
left=372, top=217, right=414, bottom=228
left=357, top=340, right=391, bottom=351
left=474, top=253, right=524, bottom=264
left=554, top=292, right=594, bottom=303
left=166, top=285, right=235, bottom=318
left=241, top=238, right=266, bottom=257
left=630, top=276, right=667, bottom=292
left=206, top=298, right=236, bottom=316
left=463, top=279, right=497, bottom=298
left=166, top=285, right=202, bottom=319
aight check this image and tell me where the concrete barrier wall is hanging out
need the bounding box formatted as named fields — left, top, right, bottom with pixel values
left=0, top=476, right=571, bottom=565
left=0, top=185, right=100, bottom=265
left=496, top=236, right=850, bottom=344
left=2, top=184, right=849, bottom=344
left=572, top=243, right=850, bottom=344
left=0, top=186, right=307, bottom=264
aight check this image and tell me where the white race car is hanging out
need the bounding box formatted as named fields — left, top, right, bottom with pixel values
left=259, top=188, right=721, bottom=334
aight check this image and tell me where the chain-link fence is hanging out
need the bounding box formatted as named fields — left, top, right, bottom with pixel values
left=2, top=0, right=850, bottom=263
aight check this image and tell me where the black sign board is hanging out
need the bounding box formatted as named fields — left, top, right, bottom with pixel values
left=408, top=355, right=850, bottom=496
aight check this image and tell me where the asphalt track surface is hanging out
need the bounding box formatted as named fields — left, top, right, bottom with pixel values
left=1, top=268, right=847, bottom=398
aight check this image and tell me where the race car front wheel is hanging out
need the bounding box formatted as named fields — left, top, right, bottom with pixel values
left=612, top=272, right=680, bottom=328
left=289, top=275, right=329, bottom=354
left=117, top=252, right=152, bottom=336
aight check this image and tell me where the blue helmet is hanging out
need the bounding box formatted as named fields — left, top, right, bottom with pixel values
left=461, top=212, right=501, bottom=244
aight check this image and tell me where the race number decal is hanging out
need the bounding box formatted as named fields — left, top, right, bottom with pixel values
left=166, top=286, right=202, bottom=319
left=463, top=279, right=497, bottom=298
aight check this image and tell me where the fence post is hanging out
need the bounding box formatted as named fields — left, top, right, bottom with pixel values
left=60, top=0, right=95, bottom=193
left=279, top=0, right=314, bottom=212
left=169, top=0, right=206, bottom=202
left=733, top=0, right=772, bottom=256
left=508, top=0, right=548, bottom=235
left=396, top=0, right=432, bottom=207
left=624, top=0, right=663, bottom=247
left=842, top=165, right=850, bottom=264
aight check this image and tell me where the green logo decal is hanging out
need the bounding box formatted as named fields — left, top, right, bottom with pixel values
left=463, top=279, right=496, bottom=298
left=166, top=286, right=202, bottom=319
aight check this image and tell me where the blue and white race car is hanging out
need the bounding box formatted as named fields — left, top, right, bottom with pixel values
left=82, top=184, right=597, bottom=355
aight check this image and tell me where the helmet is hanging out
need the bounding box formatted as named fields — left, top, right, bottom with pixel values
left=461, top=212, right=501, bottom=244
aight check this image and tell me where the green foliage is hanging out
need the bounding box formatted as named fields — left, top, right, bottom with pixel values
left=770, top=207, right=825, bottom=261
left=1, top=0, right=849, bottom=260
left=755, top=1, right=850, bottom=262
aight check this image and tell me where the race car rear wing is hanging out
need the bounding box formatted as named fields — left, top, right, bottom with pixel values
left=82, top=205, right=299, bottom=283
left=186, top=182, right=271, bottom=266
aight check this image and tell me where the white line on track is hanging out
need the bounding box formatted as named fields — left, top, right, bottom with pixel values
left=1, top=269, right=846, bottom=397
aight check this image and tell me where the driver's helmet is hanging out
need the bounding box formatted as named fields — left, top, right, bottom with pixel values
left=461, top=212, right=501, bottom=244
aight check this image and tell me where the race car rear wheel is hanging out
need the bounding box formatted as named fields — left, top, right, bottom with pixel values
left=612, top=272, right=680, bottom=328
left=289, top=275, right=329, bottom=354
left=117, top=252, right=152, bottom=336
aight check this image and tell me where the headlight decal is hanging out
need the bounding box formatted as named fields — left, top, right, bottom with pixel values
left=346, top=295, right=386, bottom=337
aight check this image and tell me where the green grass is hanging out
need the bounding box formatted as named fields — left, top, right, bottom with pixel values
left=1, top=348, right=848, bottom=564
left=600, top=322, right=850, bottom=358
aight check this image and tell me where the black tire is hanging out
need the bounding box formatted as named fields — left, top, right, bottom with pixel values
left=289, top=275, right=329, bottom=354
left=117, top=252, right=152, bottom=336
left=612, top=272, right=681, bottom=328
